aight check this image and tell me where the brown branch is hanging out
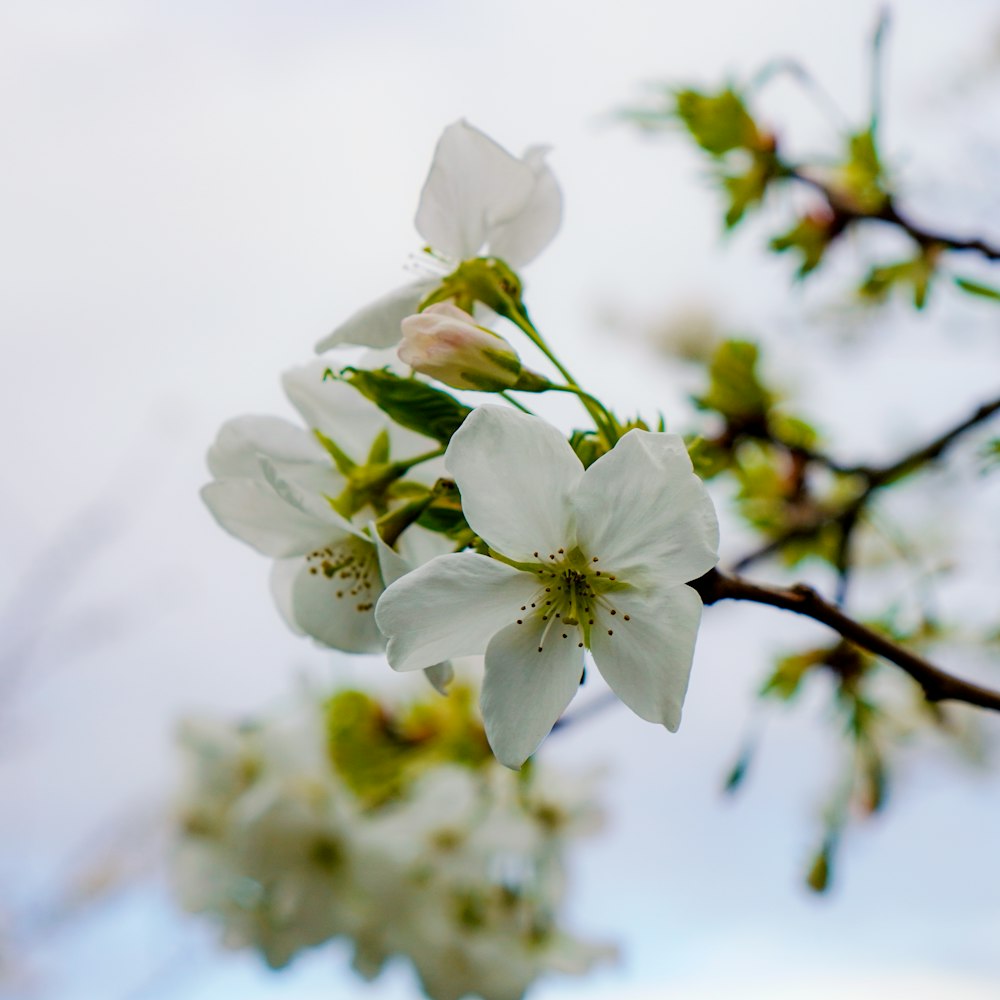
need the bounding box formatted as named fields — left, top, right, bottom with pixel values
left=690, top=568, right=1000, bottom=712
left=734, top=393, right=1000, bottom=572
left=789, top=167, right=1000, bottom=261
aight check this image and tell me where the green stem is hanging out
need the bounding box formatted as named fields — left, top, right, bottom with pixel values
left=393, top=446, right=446, bottom=474
left=499, top=391, right=536, bottom=415
left=498, top=292, right=618, bottom=442
left=546, top=384, right=619, bottom=443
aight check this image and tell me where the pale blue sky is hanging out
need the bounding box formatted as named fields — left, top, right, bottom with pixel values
left=1, top=1, right=999, bottom=997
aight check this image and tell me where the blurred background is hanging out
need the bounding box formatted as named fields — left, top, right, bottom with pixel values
left=1, top=0, right=999, bottom=997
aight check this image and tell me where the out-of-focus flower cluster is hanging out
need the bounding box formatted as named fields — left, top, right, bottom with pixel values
left=173, top=685, right=612, bottom=1000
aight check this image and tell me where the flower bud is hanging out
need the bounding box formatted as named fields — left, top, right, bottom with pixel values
left=399, top=302, right=526, bottom=392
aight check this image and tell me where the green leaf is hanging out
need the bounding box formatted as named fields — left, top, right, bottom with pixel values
left=859, top=253, right=937, bottom=310
left=721, top=156, right=775, bottom=229
left=314, top=429, right=356, bottom=475
left=340, top=368, right=471, bottom=445
left=366, top=427, right=391, bottom=466
left=834, top=127, right=889, bottom=214
left=569, top=429, right=608, bottom=470
left=954, top=276, right=1000, bottom=302
left=723, top=736, right=758, bottom=793
left=686, top=436, right=729, bottom=479
left=981, top=438, right=1000, bottom=473
left=694, top=339, right=774, bottom=423
left=769, top=214, right=834, bottom=277
left=674, top=87, right=762, bottom=157
left=760, top=647, right=827, bottom=701
left=806, top=838, right=834, bottom=893
left=415, top=480, right=470, bottom=537
left=324, top=685, right=491, bottom=809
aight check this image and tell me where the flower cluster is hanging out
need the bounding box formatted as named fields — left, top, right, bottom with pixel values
left=202, top=118, right=720, bottom=768
left=174, top=686, right=612, bottom=1000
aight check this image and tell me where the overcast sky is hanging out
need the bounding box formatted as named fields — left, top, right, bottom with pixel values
left=1, top=1, right=999, bottom=998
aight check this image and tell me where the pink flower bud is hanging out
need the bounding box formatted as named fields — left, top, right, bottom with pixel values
left=399, top=303, right=524, bottom=392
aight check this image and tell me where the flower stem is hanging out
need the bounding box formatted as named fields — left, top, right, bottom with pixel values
left=546, top=385, right=619, bottom=444
left=393, top=446, right=446, bottom=474
left=496, top=292, right=619, bottom=443
left=499, top=391, right=536, bottom=415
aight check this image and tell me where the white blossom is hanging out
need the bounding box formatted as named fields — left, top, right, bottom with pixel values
left=376, top=406, right=720, bottom=768
left=316, top=120, right=562, bottom=352
left=201, top=356, right=450, bottom=685
left=173, top=688, right=612, bottom=999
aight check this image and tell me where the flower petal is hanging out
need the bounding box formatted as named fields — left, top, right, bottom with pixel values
left=422, top=661, right=454, bottom=695
left=258, top=455, right=348, bottom=526
left=287, top=543, right=385, bottom=653
left=207, top=416, right=326, bottom=479
left=314, top=280, right=434, bottom=352
left=445, top=406, right=582, bottom=561
left=375, top=553, right=537, bottom=672
left=372, top=528, right=453, bottom=693
left=589, top=583, right=703, bottom=732
left=481, top=618, right=585, bottom=768
left=201, top=480, right=343, bottom=558
left=573, top=430, right=719, bottom=586
left=283, top=357, right=442, bottom=474
left=414, top=120, right=536, bottom=261
left=269, top=559, right=306, bottom=636
left=487, top=146, right=563, bottom=267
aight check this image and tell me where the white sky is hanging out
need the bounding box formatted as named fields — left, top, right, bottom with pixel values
left=1, top=1, right=999, bottom=998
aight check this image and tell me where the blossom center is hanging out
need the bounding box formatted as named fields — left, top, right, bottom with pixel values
left=513, top=548, right=633, bottom=652
left=306, top=537, right=379, bottom=614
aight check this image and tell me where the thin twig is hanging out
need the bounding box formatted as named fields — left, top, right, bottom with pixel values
left=689, top=568, right=1000, bottom=713
left=789, top=168, right=1000, bottom=260
left=734, top=393, right=1000, bottom=571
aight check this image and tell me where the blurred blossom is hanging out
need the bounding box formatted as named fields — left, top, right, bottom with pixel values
left=173, top=685, right=612, bottom=1000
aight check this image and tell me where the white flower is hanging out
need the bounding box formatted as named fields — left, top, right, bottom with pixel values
left=201, top=356, right=451, bottom=685
left=375, top=406, right=720, bottom=768
left=399, top=302, right=525, bottom=391
left=316, top=120, right=562, bottom=352
left=173, top=687, right=613, bottom=998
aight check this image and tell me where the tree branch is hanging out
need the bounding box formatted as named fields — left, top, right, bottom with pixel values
left=734, top=393, right=1000, bottom=572
left=790, top=168, right=1000, bottom=260
left=689, top=568, right=1000, bottom=713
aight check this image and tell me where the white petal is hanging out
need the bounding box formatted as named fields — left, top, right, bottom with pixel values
left=487, top=146, right=563, bottom=267
left=481, top=619, right=585, bottom=768
left=375, top=553, right=538, bottom=671
left=589, top=583, right=703, bottom=732
left=445, top=406, right=582, bottom=561
left=282, top=358, right=385, bottom=452
left=315, top=280, right=434, bottom=352
left=269, top=559, right=306, bottom=636
left=414, top=120, right=535, bottom=261
left=422, top=661, right=454, bottom=695
left=206, top=416, right=326, bottom=479
left=573, top=430, right=719, bottom=586
left=201, top=480, right=342, bottom=558
left=288, top=544, right=385, bottom=653
left=376, top=524, right=455, bottom=694
left=372, top=528, right=411, bottom=586
left=257, top=454, right=346, bottom=526
left=283, top=356, right=441, bottom=472
left=372, top=528, right=453, bottom=693
left=394, top=523, right=453, bottom=568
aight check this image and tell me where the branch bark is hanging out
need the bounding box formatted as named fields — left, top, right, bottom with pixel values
left=690, top=568, right=1000, bottom=713
left=734, top=393, right=1000, bottom=572
left=790, top=167, right=1000, bottom=261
